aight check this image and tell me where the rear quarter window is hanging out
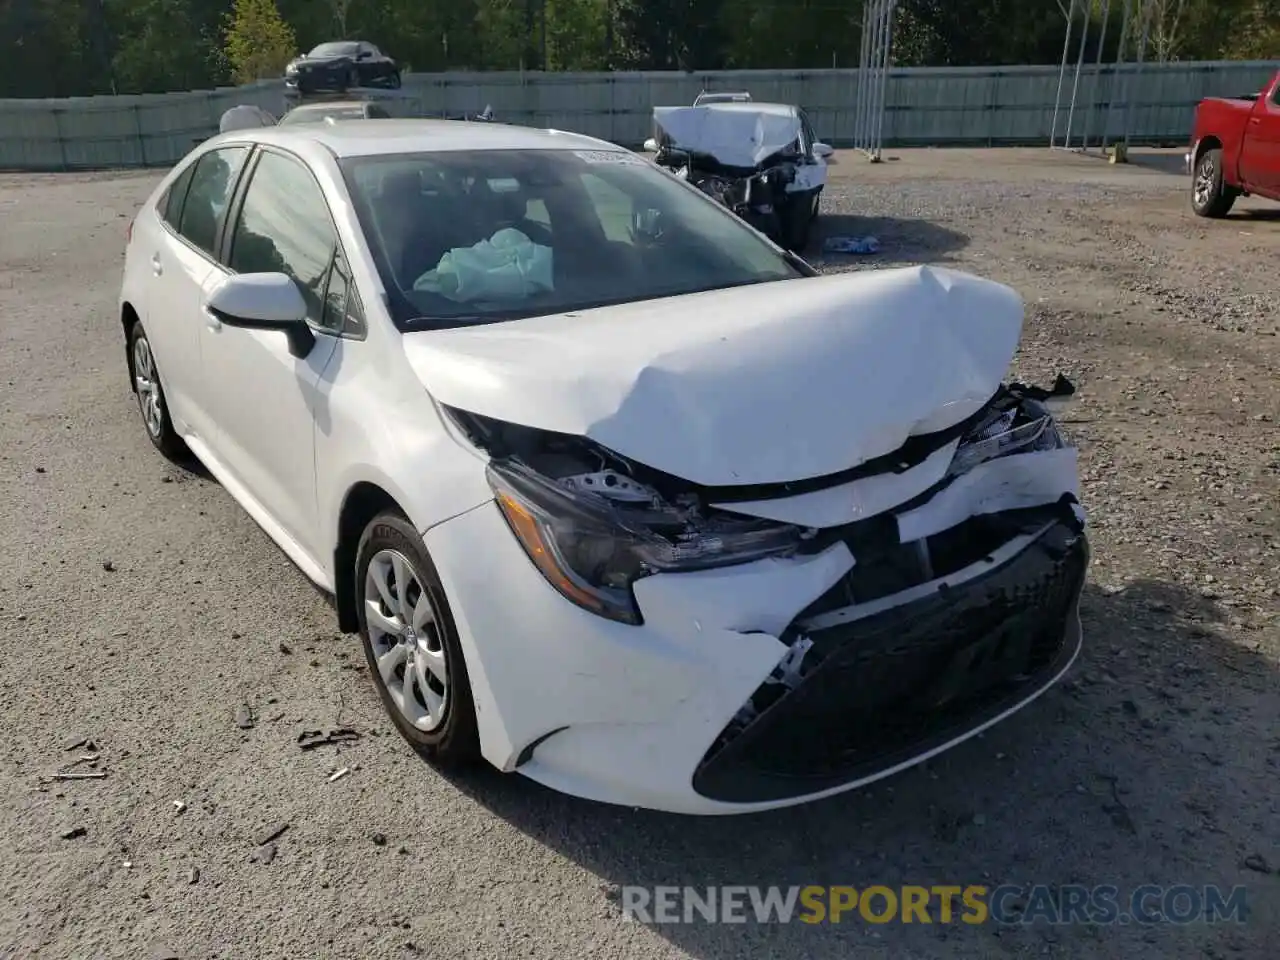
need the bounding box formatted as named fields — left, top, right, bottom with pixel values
left=159, top=163, right=197, bottom=228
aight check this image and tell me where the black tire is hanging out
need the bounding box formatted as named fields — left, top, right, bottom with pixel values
left=355, top=511, right=480, bottom=766
left=779, top=188, right=819, bottom=252
left=1191, top=148, right=1236, bottom=219
left=389, top=71, right=402, bottom=90
left=127, top=322, right=189, bottom=462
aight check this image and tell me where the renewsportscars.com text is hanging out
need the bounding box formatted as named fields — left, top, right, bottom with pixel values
left=621, top=884, right=1249, bottom=926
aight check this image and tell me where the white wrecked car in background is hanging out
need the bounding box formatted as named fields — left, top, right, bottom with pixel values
left=219, top=104, right=277, bottom=133
left=118, top=121, right=1088, bottom=815
left=643, top=100, right=834, bottom=251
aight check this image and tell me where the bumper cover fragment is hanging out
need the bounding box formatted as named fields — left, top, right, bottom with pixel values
left=692, top=520, right=1089, bottom=803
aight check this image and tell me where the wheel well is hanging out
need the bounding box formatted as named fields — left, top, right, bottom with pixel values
left=1195, top=136, right=1222, bottom=167
left=333, top=482, right=404, bottom=633
left=122, top=303, right=140, bottom=391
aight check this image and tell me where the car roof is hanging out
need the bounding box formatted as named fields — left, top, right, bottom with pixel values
left=695, top=102, right=798, bottom=117
left=285, top=101, right=372, bottom=115
left=215, top=118, right=623, bottom=158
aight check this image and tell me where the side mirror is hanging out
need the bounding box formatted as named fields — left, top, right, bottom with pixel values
left=205, top=273, right=315, bottom=357
left=812, top=141, right=834, bottom=159
left=642, top=137, right=658, bottom=153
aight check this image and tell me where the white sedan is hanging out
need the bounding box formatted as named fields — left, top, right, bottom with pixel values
left=118, top=120, right=1089, bottom=815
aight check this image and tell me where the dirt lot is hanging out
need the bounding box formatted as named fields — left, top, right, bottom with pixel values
left=0, top=147, right=1277, bottom=960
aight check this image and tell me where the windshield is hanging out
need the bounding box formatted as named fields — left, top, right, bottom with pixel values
left=339, top=149, right=803, bottom=329
left=309, top=42, right=359, bottom=58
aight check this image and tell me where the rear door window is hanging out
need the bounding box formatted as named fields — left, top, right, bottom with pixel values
left=160, top=163, right=196, bottom=229
left=175, top=146, right=251, bottom=256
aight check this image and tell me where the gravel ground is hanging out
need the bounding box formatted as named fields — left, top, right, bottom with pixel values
left=0, top=148, right=1277, bottom=960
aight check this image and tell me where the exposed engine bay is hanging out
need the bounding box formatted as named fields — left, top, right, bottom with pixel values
left=664, top=160, right=803, bottom=239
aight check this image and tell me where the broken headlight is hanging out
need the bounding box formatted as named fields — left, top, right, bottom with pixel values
left=487, top=460, right=801, bottom=625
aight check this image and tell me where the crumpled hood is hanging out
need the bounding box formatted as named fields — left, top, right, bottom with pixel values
left=654, top=105, right=803, bottom=168
left=402, top=265, right=1025, bottom=487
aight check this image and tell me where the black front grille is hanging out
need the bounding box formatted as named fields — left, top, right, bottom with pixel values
left=692, top=522, right=1089, bottom=804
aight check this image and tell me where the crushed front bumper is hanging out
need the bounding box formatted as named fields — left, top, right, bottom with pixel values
left=427, top=488, right=1087, bottom=813
left=693, top=516, right=1088, bottom=803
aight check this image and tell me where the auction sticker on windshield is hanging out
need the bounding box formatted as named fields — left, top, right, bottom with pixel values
left=574, top=150, right=645, bottom=164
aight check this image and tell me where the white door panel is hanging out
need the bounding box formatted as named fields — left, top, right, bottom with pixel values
left=195, top=146, right=350, bottom=565
left=149, top=232, right=216, bottom=438
left=197, top=277, right=339, bottom=560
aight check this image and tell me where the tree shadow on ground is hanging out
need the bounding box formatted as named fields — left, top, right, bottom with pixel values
left=439, top=577, right=1278, bottom=960
left=803, top=213, right=971, bottom=272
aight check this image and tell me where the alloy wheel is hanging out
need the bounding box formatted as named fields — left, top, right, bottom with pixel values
left=132, top=335, right=164, bottom=439
left=1193, top=158, right=1215, bottom=207
left=364, top=549, right=449, bottom=732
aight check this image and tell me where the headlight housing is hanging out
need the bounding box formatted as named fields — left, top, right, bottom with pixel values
left=487, top=460, right=801, bottom=625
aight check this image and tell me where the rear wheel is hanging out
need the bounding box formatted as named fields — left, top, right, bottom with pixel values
left=1191, top=148, right=1237, bottom=218
left=356, top=511, right=480, bottom=765
left=128, top=322, right=188, bottom=461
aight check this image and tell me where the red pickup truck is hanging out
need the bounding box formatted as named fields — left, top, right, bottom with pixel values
left=1187, top=69, right=1280, bottom=217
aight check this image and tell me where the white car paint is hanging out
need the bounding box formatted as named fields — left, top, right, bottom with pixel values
left=219, top=104, right=276, bottom=132
left=400, top=266, right=1021, bottom=488
left=119, top=119, right=1087, bottom=815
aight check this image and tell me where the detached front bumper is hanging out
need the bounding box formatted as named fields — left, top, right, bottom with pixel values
left=694, top=517, right=1088, bottom=804
left=426, top=490, right=1088, bottom=814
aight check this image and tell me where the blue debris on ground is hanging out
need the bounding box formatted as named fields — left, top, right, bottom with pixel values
left=822, top=235, right=881, bottom=255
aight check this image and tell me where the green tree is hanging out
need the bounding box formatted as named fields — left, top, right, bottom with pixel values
left=614, top=0, right=727, bottom=69
left=224, top=0, right=298, bottom=84
left=107, top=0, right=226, bottom=93
left=545, top=0, right=609, bottom=70
left=1226, top=0, right=1280, bottom=59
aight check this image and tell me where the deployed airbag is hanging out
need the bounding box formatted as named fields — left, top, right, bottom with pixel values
left=414, top=228, right=553, bottom=303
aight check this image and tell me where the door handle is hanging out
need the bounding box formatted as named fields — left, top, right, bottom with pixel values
left=1249, top=117, right=1261, bottom=125
left=150, top=254, right=163, bottom=276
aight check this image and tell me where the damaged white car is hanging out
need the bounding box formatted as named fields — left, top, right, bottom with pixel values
left=643, top=101, right=833, bottom=250
left=119, top=120, right=1088, bottom=815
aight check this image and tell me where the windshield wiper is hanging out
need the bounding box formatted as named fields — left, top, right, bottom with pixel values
left=782, top=249, right=818, bottom=276
left=406, top=311, right=536, bottom=327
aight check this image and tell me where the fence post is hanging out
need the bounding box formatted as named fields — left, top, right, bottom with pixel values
left=51, top=108, right=69, bottom=172
left=133, top=104, right=146, bottom=167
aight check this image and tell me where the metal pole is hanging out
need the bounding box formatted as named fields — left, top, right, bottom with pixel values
left=1122, top=0, right=1153, bottom=149
left=860, top=0, right=881, bottom=157
left=871, top=0, right=896, bottom=161
left=870, top=0, right=889, bottom=158
left=1080, top=0, right=1113, bottom=153
left=1101, top=0, right=1134, bottom=152
left=1063, top=0, right=1090, bottom=151
left=855, top=0, right=873, bottom=153
left=1050, top=0, right=1077, bottom=149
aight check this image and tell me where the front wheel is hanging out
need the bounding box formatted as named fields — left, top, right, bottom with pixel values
left=779, top=188, right=819, bottom=252
left=356, top=511, right=480, bottom=765
left=1191, top=148, right=1236, bottom=218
